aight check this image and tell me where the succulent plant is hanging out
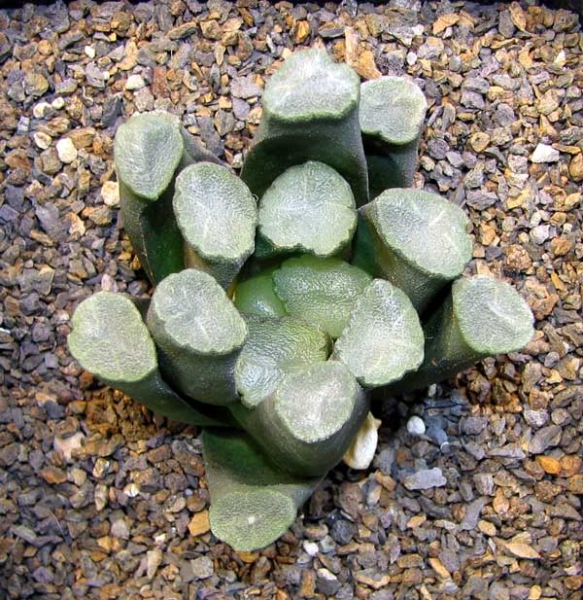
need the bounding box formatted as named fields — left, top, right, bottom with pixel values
left=68, top=48, right=535, bottom=551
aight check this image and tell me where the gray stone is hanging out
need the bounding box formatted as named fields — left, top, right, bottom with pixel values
left=55, top=79, right=78, bottom=95
left=402, top=468, right=446, bottom=491
left=317, top=568, right=341, bottom=596
left=374, top=446, right=395, bottom=474
left=466, top=190, right=498, bottom=210
left=460, top=498, right=488, bottom=530
left=125, top=74, right=146, bottom=91
left=102, top=94, right=123, bottom=128
left=438, top=548, right=460, bottom=573
left=473, top=473, right=494, bottom=496
left=427, top=138, right=449, bottom=160
left=191, top=556, right=214, bottom=580
left=464, top=440, right=486, bottom=461
left=146, top=549, right=163, bottom=579
left=232, top=98, right=250, bottom=120
left=461, top=416, right=488, bottom=436
left=417, top=38, right=444, bottom=59
left=11, top=524, right=38, bottom=544
left=461, top=90, right=485, bottom=110
left=231, top=75, right=263, bottom=99
left=330, top=519, right=356, bottom=545
left=35, top=204, right=63, bottom=240
left=110, top=517, right=130, bottom=540
left=488, top=444, right=525, bottom=459
left=499, top=10, right=515, bottom=38
left=493, top=104, right=516, bottom=127
left=489, top=581, right=510, bottom=600
left=0, top=205, right=19, bottom=223
left=524, top=409, right=549, bottom=429
left=530, top=224, right=550, bottom=245
left=134, top=87, right=155, bottom=112
left=528, top=425, right=562, bottom=454
left=462, top=77, right=490, bottom=93
left=85, top=63, right=106, bottom=89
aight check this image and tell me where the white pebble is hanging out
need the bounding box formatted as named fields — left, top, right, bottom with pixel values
left=34, top=131, right=52, bottom=150
left=51, top=97, right=65, bottom=110
left=530, top=143, right=560, bottom=164
left=126, top=74, right=146, bottom=91
left=407, top=415, right=426, bottom=436
left=530, top=224, right=550, bottom=245
left=343, top=412, right=381, bottom=470
left=85, top=45, right=96, bottom=58
left=33, top=101, right=52, bottom=119
left=303, top=540, right=319, bottom=557
left=101, top=180, right=120, bottom=206
left=554, top=50, right=566, bottom=67
left=56, top=138, right=78, bottom=163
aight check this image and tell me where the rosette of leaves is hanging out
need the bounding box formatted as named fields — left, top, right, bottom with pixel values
left=68, top=49, right=534, bottom=551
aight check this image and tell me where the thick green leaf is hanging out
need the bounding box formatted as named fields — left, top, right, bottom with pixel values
left=235, top=315, right=330, bottom=407
left=119, top=180, right=185, bottom=285
left=360, top=77, right=427, bottom=146
left=360, top=77, right=427, bottom=193
left=241, top=49, right=369, bottom=206
left=147, top=269, right=247, bottom=405
left=68, top=292, right=232, bottom=426
left=233, top=269, right=288, bottom=318
left=202, top=428, right=322, bottom=551
left=258, top=161, right=356, bottom=257
left=354, top=188, right=473, bottom=313
left=174, top=163, right=257, bottom=287
left=334, top=279, right=424, bottom=388
left=454, top=276, right=535, bottom=355
left=393, top=276, right=535, bottom=392
left=114, top=112, right=184, bottom=201
left=273, top=256, right=372, bottom=338
left=115, top=116, right=224, bottom=286
left=231, top=361, right=369, bottom=476
left=262, top=48, right=360, bottom=123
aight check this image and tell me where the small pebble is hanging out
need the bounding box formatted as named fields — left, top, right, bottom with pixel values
left=531, top=143, right=560, bottom=163
left=34, top=132, right=52, bottom=150
left=190, top=556, right=214, bottom=580
left=33, top=101, right=52, bottom=119
left=403, top=468, right=447, bottom=491
left=407, top=415, right=426, bottom=436
left=303, top=540, right=319, bottom=557
left=125, top=74, right=146, bottom=91
left=56, top=138, right=78, bottom=163
left=530, top=224, right=550, bottom=245
left=101, top=181, right=120, bottom=206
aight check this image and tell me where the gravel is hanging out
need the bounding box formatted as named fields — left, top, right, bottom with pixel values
left=0, top=1, right=582, bottom=598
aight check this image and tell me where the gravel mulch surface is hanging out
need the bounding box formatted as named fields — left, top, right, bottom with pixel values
left=0, top=1, right=582, bottom=598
